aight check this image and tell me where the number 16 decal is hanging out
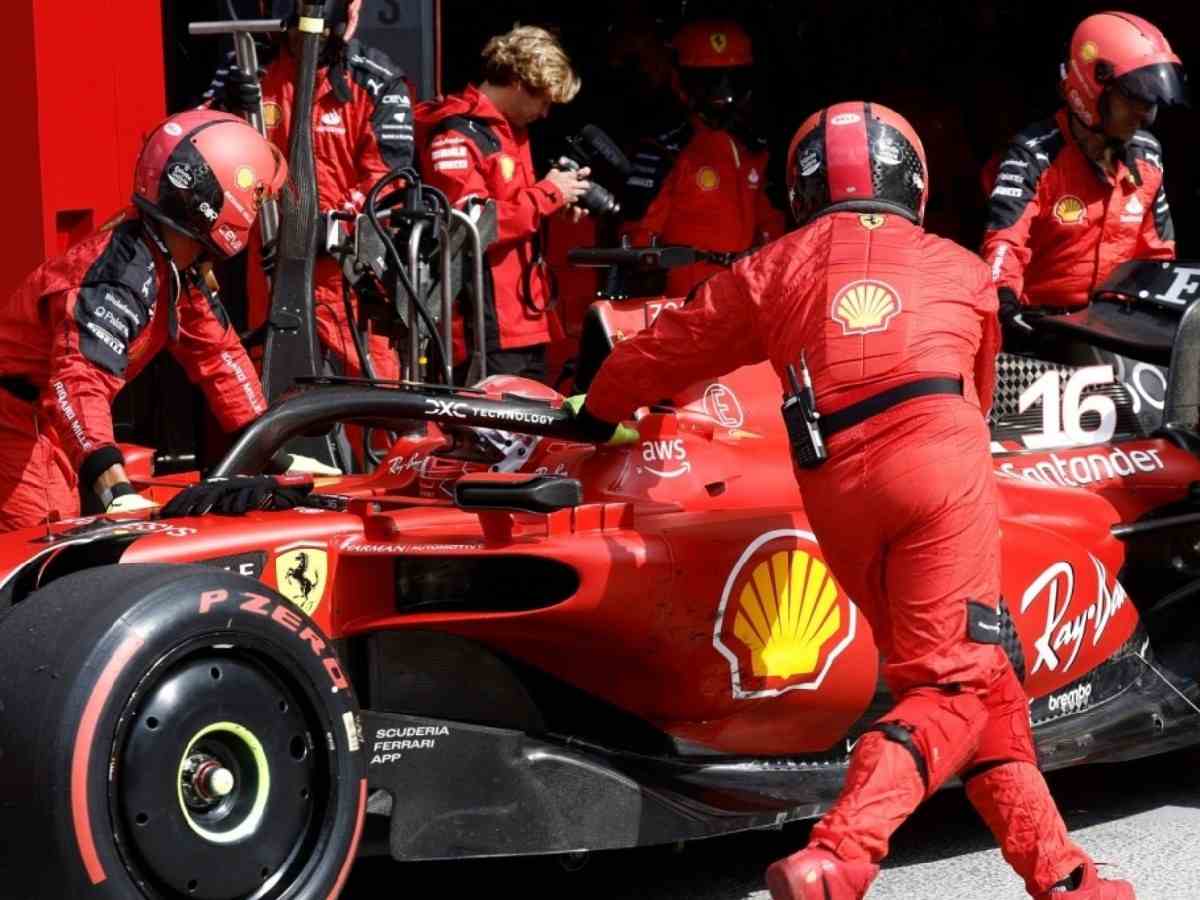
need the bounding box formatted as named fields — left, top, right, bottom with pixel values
left=1019, top=366, right=1118, bottom=449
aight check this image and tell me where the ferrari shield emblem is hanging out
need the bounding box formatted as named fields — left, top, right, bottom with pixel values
left=831, top=278, right=901, bottom=335
left=275, top=547, right=327, bottom=616
left=858, top=213, right=886, bottom=230
left=709, top=32, right=728, bottom=54
left=498, top=155, right=516, bottom=181
left=713, top=531, right=857, bottom=698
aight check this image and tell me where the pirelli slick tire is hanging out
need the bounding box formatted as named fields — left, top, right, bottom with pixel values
left=0, top=564, right=366, bottom=900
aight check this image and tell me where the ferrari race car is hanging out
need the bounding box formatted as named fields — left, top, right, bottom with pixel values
left=2, top=258, right=1200, bottom=899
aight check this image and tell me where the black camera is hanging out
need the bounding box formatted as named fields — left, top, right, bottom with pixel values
left=552, top=125, right=631, bottom=218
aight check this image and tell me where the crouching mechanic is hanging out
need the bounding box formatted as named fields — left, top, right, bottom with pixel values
left=982, top=11, right=1186, bottom=342
left=0, top=110, right=331, bottom=531
left=571, top=102, right=1130, bottom=900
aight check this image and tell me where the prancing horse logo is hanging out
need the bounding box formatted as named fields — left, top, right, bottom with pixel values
left=274, top=547, right=328, bottom=616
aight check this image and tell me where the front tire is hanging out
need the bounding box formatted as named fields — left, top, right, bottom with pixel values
left=0, top=564, right=365, bottom=899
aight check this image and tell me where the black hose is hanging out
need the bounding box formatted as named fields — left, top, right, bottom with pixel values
left=365, top=168, right=450, bottom=377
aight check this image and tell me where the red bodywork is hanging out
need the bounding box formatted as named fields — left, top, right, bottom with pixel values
left=0, top=295, right=1191, bottom=758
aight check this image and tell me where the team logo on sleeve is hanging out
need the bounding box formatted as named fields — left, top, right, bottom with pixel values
left=263, top=101, right=282, bottom=129
left=831, top=279, right=901, bottom=335
left=1053, top=195, right=1087, bottom=225
left=498, top=155, right=516, bottom=181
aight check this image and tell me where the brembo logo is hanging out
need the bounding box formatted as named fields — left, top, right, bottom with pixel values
left=1047, top=683, right=1092, bottom=715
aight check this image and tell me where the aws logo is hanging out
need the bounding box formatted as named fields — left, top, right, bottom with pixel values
left=713, top=530, right=857, bottom=698
left=637, top=438, right=691, bottom=479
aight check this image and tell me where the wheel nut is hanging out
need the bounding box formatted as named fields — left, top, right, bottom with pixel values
left=207, top=767, right=235, bottom=798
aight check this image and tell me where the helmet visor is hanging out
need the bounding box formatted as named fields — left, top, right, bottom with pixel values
left=1118, top=62, right=1189, bottom=108
left=680, top=67, right=753, bottom=108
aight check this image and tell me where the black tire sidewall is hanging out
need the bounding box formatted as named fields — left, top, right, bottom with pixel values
left=0, top=564, right=364, bottom=900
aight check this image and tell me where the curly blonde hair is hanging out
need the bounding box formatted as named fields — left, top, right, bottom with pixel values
left=481, top=25, right=581, bottom=104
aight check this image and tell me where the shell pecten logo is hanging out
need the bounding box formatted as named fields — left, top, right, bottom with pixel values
left=1053, top=195, right=1087, bottom=225
left=832, top=279, right=901, bottom=335
left=714, top=530, right=857, bottom=698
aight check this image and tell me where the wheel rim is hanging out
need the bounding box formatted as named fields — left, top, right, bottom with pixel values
left=113, top=640, right=336, bottom=899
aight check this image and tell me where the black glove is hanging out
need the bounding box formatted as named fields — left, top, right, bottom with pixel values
left=219, top=64, right=264, bottom=117
left=160, top=475, right=313, bottom=518
left=998, top=287, right=1039, bottom=334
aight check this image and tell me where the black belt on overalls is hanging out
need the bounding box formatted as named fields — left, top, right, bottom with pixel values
left=819, top=376, right=963, bottom=439
left=0, top=376, right=40, bottom=404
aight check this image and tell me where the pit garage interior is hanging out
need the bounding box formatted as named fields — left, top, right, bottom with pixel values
left=7, top=0, right=1199, bottom=467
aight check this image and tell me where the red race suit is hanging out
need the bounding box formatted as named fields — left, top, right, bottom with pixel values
left=981, top=109, right=1174, bottom=312
left=587, top=211, right=1090, bottom=896
left=416, top=85, right=568, bottom=368
left=207, top=41, right=414, bottom=378
left=621, top=116, right=786, bottom=297
left=0, top=211, right=267, bottom=530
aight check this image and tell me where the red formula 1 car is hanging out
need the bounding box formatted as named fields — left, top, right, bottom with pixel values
left=2, top=257, right=1200, bottom=900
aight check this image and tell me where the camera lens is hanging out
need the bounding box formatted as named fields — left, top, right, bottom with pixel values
left=580, top=184, right=620, bottom=216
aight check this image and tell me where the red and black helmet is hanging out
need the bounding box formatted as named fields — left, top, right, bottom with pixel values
left=672, top=19, right=755, bottom=129
left=1062, top=11, right=1188, bottom=129
left=786, top=101, right=928, bottom=227
left=132, top=110, right=288, bottom=260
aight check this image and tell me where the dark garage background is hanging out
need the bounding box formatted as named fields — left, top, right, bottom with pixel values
left=134, top=0, right=1199, bottom=463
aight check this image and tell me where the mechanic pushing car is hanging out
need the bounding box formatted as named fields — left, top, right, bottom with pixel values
left=416, top=25, right=592, bottom=382
left=0, top=110, right=330, bottom=531
left=981, top=11, right=1187, bottom=343
left=206, top=0, right=414, bottom=385
left=620, top=19, right=785, bottom=297
left=570, top=103, right=1131, bottom=900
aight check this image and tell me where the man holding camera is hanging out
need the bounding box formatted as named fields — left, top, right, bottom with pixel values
left=621, top=19, right=785, bottom=297
left=415, top=24, right=590, bottom=381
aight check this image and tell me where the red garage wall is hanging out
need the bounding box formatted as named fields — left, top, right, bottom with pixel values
left=5, top=0, right=166, bottom=299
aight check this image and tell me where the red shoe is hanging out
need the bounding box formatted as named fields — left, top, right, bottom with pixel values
left=1035, top=861, right=1135, bottom=900
left=765, top=847, right=879, bottom=900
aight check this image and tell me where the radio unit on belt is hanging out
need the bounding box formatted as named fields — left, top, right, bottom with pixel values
left=782, top=354, right=827, bottom=469
left=785, top=372, right=966, bottom=470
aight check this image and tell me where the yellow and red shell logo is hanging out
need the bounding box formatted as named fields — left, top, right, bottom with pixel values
left=709, top=32, right=728, bottom=54
left=1053, top=195, right=1087, bottom=225
left=713, top=530, right=858, bottom=698
left=831, top=279, right=901, bottom=335
left=1079, top=41, right=1099, bottom=63
left=234, top=166, right=257, bottom=191
left=263, top=101, right=282, bottom=129
left=696, top=166, right=720, bottom=191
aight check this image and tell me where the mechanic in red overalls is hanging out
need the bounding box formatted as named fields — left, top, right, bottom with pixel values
left=981, top=12, right=1186, bottom=340
left=0, top=110, right=303, bottom=531
left=572, top=103, right=1130, bottom=900
left=416, top=25, right=592, bottom=381
left=620, top=19, right=785, bottom=297
left=207, top=0, right=414, bottom=383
